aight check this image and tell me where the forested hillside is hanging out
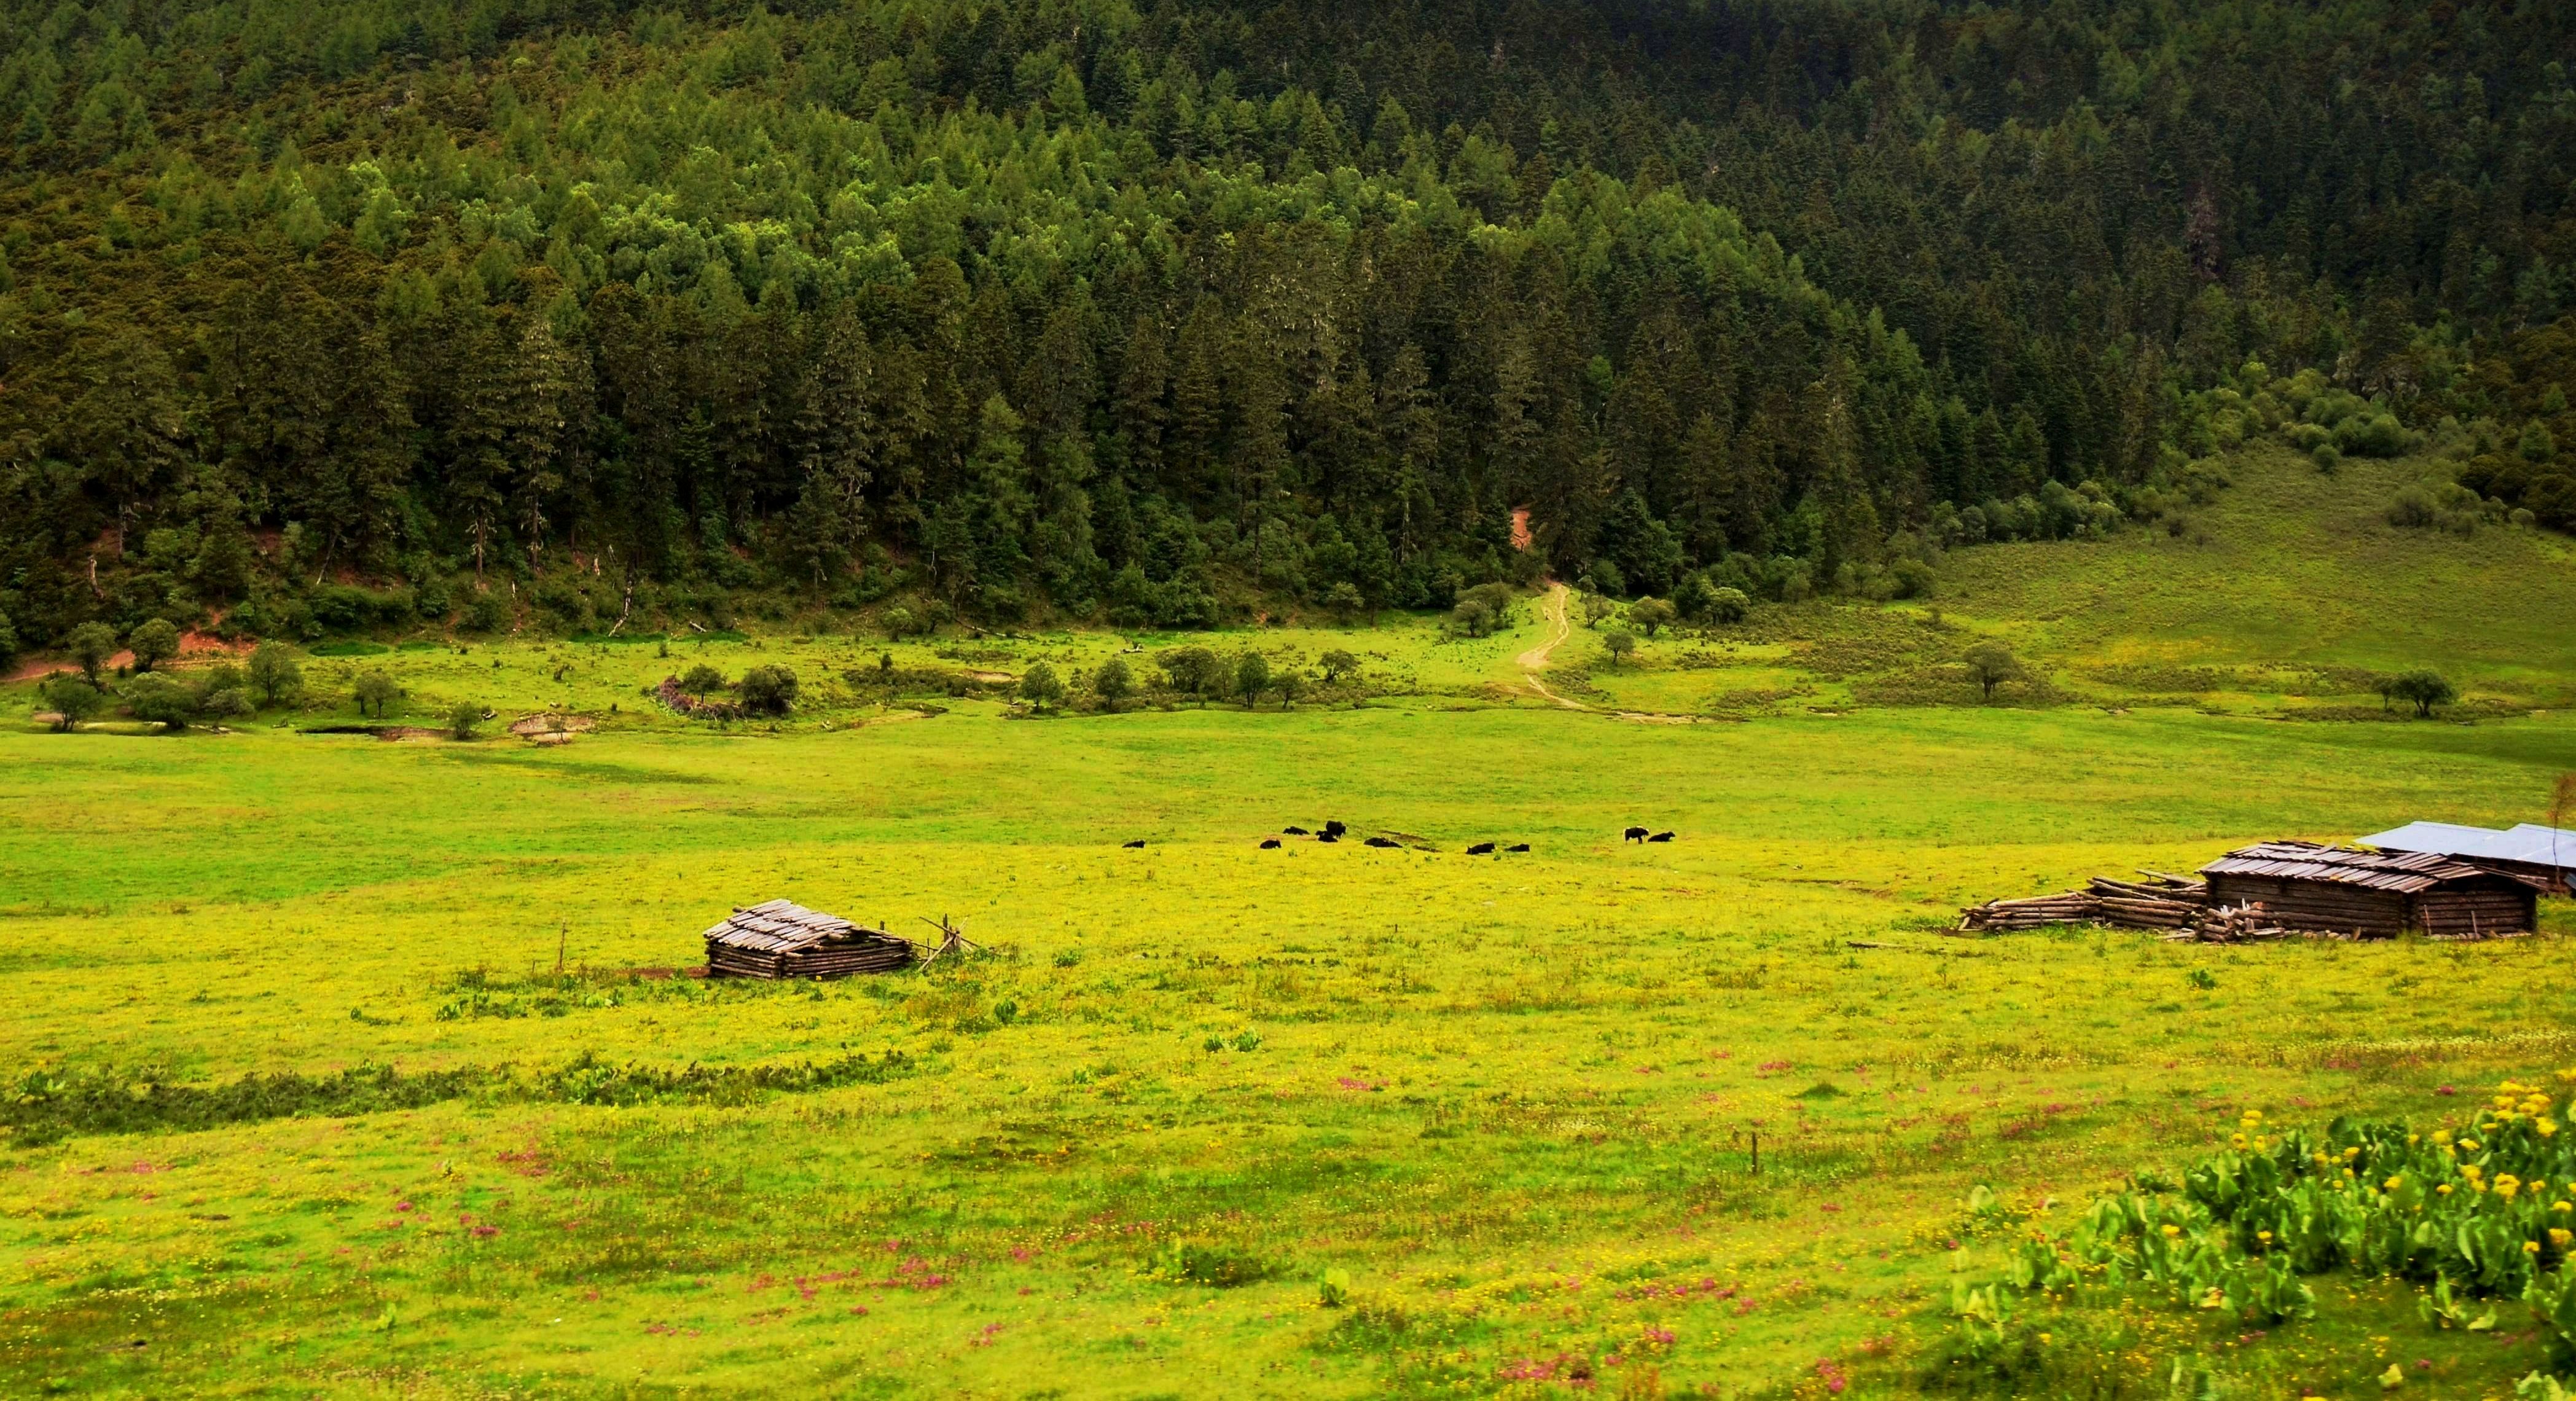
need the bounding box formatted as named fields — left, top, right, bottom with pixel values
left=1, top=0, right=2572, bottom=649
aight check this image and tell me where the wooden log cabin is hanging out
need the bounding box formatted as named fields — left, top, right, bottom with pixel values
left=703, top=900, right=917, bottom=978
left=2199, top=842, right=2542, bottom=940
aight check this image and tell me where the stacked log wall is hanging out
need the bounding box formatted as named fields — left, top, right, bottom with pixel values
left=2204, top=875, right=2411, bottom=938
left=2413, top=884, right=2540, bottom=936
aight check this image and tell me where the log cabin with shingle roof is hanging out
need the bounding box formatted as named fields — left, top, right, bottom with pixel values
left=2199, top=841, right=2542, bottom=940
left=702, top=900, right=918, bottom=979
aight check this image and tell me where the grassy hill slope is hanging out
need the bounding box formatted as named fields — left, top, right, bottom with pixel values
left=1581, top=445, right=2576, bottom=720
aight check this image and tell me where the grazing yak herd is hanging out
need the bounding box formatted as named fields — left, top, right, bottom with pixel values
left=1121, top=818, right=1675, bottom=854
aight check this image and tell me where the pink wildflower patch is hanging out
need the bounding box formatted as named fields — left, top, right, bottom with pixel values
left=1814, top=1359, right=1848, bottom=1394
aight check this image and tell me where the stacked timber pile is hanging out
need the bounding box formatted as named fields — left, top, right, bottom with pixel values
left=2169, top=903, right=2293, bottom=943
left=1957, top=890, right=2100, bottom=932
left=2088, top=874, right=2210, bottom=930
left=703, top=900, right=916, bottom=979
left=1957, top=872, right=2210, bottom=934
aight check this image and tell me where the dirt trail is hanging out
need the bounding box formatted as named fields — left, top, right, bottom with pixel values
left=1516, top=583, right=1586, bottom=711
left=1513, top=581, right=1695, bottom=724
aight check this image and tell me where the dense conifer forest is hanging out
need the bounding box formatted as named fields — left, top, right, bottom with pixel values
left=1, top=0, right=2573, bottom=649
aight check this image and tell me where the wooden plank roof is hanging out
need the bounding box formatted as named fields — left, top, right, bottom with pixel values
left=2201, top=841, right=2543, bottom=894
left=703, top=899, right=899, bottom=954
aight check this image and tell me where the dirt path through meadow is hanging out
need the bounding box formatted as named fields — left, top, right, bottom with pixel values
left=1514, top=582, right=1696, bottom=724
left=1515, top=583, right=1587, bottom=711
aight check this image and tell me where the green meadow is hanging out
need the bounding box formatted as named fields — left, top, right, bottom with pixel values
left=6, top=450, right=2575, bottom=1400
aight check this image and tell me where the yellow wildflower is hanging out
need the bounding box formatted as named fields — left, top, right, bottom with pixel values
left=2384, top=1176, right=2405, bottom=1191
left=2437, top=1184, right=2454, bottom=1196
left=2527, top=1241, right=2543, bottom=1254
left=2554, top=1229, right=2573, bottom=1249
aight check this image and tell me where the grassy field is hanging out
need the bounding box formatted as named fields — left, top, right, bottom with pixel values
left=5, top=450, right=2575, bottom=1400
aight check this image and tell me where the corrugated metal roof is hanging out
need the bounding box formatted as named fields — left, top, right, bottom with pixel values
left=703, top=899, right=898, bottom=954
left=2201, top=841, right=2515, bottom=894
left=2362, top=822, right=2576, bottom=868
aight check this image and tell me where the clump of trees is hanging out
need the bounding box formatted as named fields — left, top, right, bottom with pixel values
left=1448, top=584, right=1521, bottom=638
left=737, top=666, right=798, bottom=716
left=2387, top=670, right=2458, bottom=718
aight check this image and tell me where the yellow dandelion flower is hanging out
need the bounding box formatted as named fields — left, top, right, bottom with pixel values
left=2554, top=1229, right=2573, bottom=1249
left=2527, top=1241, right=2543, bottom=1254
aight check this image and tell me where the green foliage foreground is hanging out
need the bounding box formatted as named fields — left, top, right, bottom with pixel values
left=1949, top=1078, right=2576, bottom=1397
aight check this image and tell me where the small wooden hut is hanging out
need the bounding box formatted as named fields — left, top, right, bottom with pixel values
left=702, top=900, right=917, bottom=979
left=2199, top=841, right=2542, bottom=939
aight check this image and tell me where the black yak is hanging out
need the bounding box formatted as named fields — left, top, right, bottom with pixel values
left=1466, top=842, right=1496, bottom=855
left=1624, top=826, right=1648, bottom=842
left=1506, top=842, right=1530, bottom=853
left=1122, top=839, right=1146, bottom=849
left=1283, top=825, right=1311, bottom=836
left=1259, top=838, right=1282, bottom=849
left=1648, top=831, right=1675, bottom=843
left=1323, top=820, right=1349, bottom=838
left=1363, top=836, right=1400, bottom=849
left=1317, top=832, right=1340, bottom=844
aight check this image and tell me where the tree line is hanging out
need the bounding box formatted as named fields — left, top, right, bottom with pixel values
left=0, top=0, right=2570, bottom=657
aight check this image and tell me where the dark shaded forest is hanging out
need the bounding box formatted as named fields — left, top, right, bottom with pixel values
left=1, top=0, right=2572, bottom=649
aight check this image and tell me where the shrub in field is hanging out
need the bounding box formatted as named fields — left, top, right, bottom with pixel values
left=37, top=673, right=105, bottom=730
left=1963, top=643, right=2024, bottom=701
left=1157, top=645, right=1219, bottom=702
left=1092, top=656, right=1134, bottom=710
left=449, top=702, right=482, bottom=739
left=738, top=664, right=798, bottom=715
left=1627, top=598, right=1677, bottom=637
left=122, top=672, right=194, bottom=728
left=1017, top=661, right=1065, bottom=712
left=1153, top=1241, right=1273, bottom=1288
left=679, top=662, right=727, bottom=695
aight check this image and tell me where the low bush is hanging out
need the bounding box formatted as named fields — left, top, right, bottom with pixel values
left=4, top=1050, right=914, bottom=1145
